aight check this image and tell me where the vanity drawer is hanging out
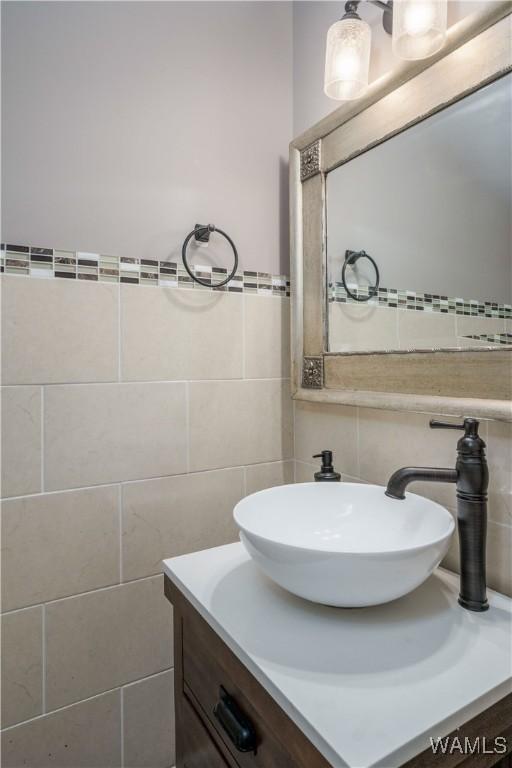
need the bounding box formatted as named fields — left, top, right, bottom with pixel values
left=180, top=694, right=231, bottom=768
left=178, top=594, right=329, bottom=768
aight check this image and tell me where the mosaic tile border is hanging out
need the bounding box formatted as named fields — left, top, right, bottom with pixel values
left=464, top=333, right=512, bottom=346
left=0, top=244, right=290, bottom=297
left=329, top=282, right=512, bottom=320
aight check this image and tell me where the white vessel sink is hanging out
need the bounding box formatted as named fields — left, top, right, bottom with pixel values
left=233, top=482, right=455, bottom=607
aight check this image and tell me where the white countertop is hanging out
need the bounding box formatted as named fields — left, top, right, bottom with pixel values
left=163, top=542, right=512, bottom=768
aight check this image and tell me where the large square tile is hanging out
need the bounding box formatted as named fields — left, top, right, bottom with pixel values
left=45, top=576, right=172, bottom=709
left=358, top=408, right=459, bottom=509
left=0, top=690, right=121, bottom=768
left=455, top=314, right=505, bottom=338
left=245, top=460, right=294, bottom=495
left=123, top=670, right=175, bottom=768
left=189, top=380, right=293, bottom=472
left=244, top=296, right=290, bottom=379
left=1, top=276, right=118, bottom=385
left=328, top=303, right=398, bottom=352
left=1, top=607, right=43, bottom=727
left=122, top=469, right=244, bottom=581
left=486, top=420, right=512, bottom=525
left=1, top=486, right=120, bottom=611
left=486, top=521, right=512, bottom=598
left=44, top=382, right=187, bottom=489
left=121, top=285, right=243, bottom=381
left=294, top=401, right=359, bottom=479
left=1, top=386, right=41, bottom=498
left=398, top=309, right=456, bottom=349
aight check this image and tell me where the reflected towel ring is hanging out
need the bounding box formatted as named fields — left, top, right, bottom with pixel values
left=182, top=224, right=239, bottom=288
left=341, top=249, right=380, bottom=302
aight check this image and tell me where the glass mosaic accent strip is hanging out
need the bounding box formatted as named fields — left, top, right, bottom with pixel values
left=464, top=333, right=512, bottom=346
left=0, top=244, right=290, bottom=297
left=329, top=282, right=512, bottom=320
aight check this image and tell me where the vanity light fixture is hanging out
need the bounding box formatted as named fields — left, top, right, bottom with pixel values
left=324, top=0, right=448, bottom=101
left=393, top=0, right=448, bottom=60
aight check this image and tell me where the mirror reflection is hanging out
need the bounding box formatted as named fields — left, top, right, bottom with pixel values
left=327, top=73, right=511, bottom=354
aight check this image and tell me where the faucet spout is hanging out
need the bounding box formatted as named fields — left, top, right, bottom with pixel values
left=385, top=418, right=489, bottom=612
left=385, top=467, right=458, bottom=500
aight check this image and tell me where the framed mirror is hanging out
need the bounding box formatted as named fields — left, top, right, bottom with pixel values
left=290, top=2, right=512, bottom=421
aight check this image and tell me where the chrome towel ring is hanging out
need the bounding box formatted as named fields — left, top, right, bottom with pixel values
left=341, top=249, right=380, bottom=302
left=182, top=224, right=239, bottom=288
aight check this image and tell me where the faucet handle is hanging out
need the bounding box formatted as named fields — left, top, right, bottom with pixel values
left=430, top=418, right=480, bottom=437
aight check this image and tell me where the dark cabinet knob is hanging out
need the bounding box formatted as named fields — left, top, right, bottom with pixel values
left=213, top=686, right=257, bottom=754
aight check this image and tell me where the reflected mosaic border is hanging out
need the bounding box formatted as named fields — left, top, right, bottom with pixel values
left=0, top=244, right=290, bottom=297
left=329, top=283, right=511, bottom=320
left=465, top=333, right=512, bottom=346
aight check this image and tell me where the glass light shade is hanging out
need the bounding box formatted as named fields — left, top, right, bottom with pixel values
left=324, top=17, right=371, bottom=101
left=392, top=0, right=447, bottom=60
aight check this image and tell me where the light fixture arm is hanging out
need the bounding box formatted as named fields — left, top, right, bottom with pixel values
left=342, top=0, right=393, bottom=35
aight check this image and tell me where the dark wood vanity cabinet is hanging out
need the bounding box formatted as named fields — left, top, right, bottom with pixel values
left=165, top=577, right=512, bottom=768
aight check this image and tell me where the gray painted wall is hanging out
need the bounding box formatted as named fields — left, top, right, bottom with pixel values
left=293, top=0, right=490, bottom=137
left=1, top=1, right=292, bottom=274
left=327, top=74, right=512, bottom=304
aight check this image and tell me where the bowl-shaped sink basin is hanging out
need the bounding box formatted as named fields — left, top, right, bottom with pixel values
left=233, top=482, right=455, bottom=607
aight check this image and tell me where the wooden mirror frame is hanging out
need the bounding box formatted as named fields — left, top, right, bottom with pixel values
left=290, top=2, right=512, bottom=422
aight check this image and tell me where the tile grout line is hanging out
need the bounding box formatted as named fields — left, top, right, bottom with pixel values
left=118, top=485, right=123, bottom=584
left=292, top=398, right=297, bottom=483
left=185, top=382, right=191, bottom=474
left=1, top=667, right=174, bottom=733
left=118, top=282, right=122, bottom=382
left=1, top=573, right=163, bottom=616
left=40, top=387, right=45, bottom=492
left=242, top=465, right=247, bottom=498
left=41, top=604, right=47, bottom=713
left=0, top=457, right=296, bottom=502
left=355, top=405, right=361, bottom=480
left=0, top=376, right=291, bottom=389
left=242, top=293, right=246, bottom=379
left=120, top=686, right=125, bottom=768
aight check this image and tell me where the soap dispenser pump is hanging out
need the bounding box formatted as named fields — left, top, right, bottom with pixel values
left=313, top=450, right=341, bottom=482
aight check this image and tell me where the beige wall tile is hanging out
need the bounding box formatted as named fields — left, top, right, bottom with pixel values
left=455, top=314, right=505, bottom=338
left=455, top=337, right=494, bottom=348
left=328, top=303, right=398, bottom=352
left=486, top=521, right=512, bottom=598
left=486, top=420, right=512, bottom=525
left=294, top=460, right=362, bottom=485
left=44, top=382, right=187, bottom=490
left=440, top=509, right=459, bottom=576
left=294, top=460, right=318, bottom=484
left=123, top=670, right=175, bottom=768
left=1, top=276, right=118, bottom=385
left=358, top=408, right=459, bottom=509
left=245, top=460, right=294, bottom=495
left=121, top=285, right=243, bottom=381
left=244, top=296, right=290, bottom=379
left=45, top=576, right=172, bottom=710
left=1, top=607, right=43, bottom=727
left=0, top=690, right=121, bottom=768
left=294, top=401, right=359, bottom=478
left=1, top=386, right=41, bottom=498
left=122, top=469, right=244, bottom=581
left=189, top=380, right=292, bottom=472
left=1, top=486, right=120, bottom=611
left=398, top=309, right=456, bottom=349
left=443, top=519, right=512, bottom=598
